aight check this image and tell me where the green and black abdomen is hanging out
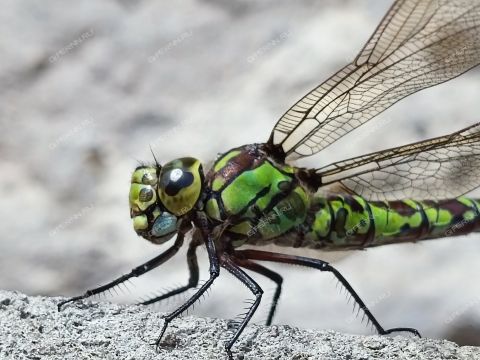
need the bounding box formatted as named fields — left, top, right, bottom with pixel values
left=296, top=194, right=480, bottom=250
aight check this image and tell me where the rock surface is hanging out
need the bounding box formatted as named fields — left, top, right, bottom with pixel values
left=0, top=289, right=479, bottom=360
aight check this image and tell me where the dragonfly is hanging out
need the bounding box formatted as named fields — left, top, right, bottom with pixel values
left=58, top=0, right=480, bottom=358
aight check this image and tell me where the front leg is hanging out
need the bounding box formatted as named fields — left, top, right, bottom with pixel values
left=58, top=230, right=187, bottom=311
left=140, top=234, right=201, bottom=306
left=155, top=230, right=220, bottom=349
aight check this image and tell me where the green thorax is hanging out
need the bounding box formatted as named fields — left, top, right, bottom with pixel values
left=205, top=144, right=310, bottom=246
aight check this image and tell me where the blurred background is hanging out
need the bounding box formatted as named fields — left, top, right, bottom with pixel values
left=1, top=0, right=480, bottom=346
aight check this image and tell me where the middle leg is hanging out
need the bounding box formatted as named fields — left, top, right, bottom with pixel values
left=155, top=231, right=220, bottom=349
left=220, top=255, right=264, bottom=359
left=141, top=236, right=201, bottom=306
left=232, top=253, right=283, bottom=326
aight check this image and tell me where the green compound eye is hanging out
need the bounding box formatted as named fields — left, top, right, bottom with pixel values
left=158, top=157, right=204, bottom=216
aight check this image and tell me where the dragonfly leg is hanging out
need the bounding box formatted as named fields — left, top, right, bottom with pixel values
left=140, top=237, right=201, bottom=306
left=235, top=249, right=421, bottom=337
left=58, top=230, right=187, bottom=311
left=221, top=255, right=263, bottom=359
left=232, top=253, right=282, bottom=326
left=155, top=231, right=220, bottom=351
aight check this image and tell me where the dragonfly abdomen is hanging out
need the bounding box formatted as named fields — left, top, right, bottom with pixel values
left=296, top=195, right=480, bottom=250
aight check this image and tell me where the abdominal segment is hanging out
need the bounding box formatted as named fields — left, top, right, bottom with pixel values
left=291, top=195, right=480, bottom=250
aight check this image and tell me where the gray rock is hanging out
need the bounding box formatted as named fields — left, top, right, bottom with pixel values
left=0, top=289, right=479, bottom=360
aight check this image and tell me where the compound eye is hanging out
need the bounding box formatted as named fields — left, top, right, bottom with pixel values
left=158, top=158, right=203, bottom=216
left=162, top=168, right=194, bottom=196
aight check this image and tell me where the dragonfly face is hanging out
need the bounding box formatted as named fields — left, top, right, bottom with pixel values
left=129, top=165, right=179, bottom=244
left=129, top=157, right=204, bottom=244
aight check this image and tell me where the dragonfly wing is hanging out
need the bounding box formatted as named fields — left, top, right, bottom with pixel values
left=269, top=0, right=480, bottom=160
left=241, top=244, right=354, bottom=263
left=315, top=123, right=480, bottom=201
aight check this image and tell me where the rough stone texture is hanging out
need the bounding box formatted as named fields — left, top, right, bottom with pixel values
left=1, top=0, right=480, bottom=346
left=0, top=290, right=479, bottom=360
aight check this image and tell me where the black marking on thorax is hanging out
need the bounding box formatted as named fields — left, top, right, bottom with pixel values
left=362, top=200, right=376, bottom=246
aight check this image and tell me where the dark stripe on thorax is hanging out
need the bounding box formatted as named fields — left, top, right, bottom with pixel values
left=414, top=200, right=430, bottom=239
left=363, top=200, right=376, bottom=246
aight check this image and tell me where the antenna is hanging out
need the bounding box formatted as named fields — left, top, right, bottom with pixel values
left=149, top=145, right=161, bottom=169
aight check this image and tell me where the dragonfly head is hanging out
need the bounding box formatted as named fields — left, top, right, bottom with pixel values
left=128, top=157, right=204, bottom=244
left=129, top=165, right=178, bottom=244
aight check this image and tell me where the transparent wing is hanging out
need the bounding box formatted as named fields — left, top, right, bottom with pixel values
left=315, top=123, right=480, bottom=201
left=269, top=0, right=480, bottom=160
